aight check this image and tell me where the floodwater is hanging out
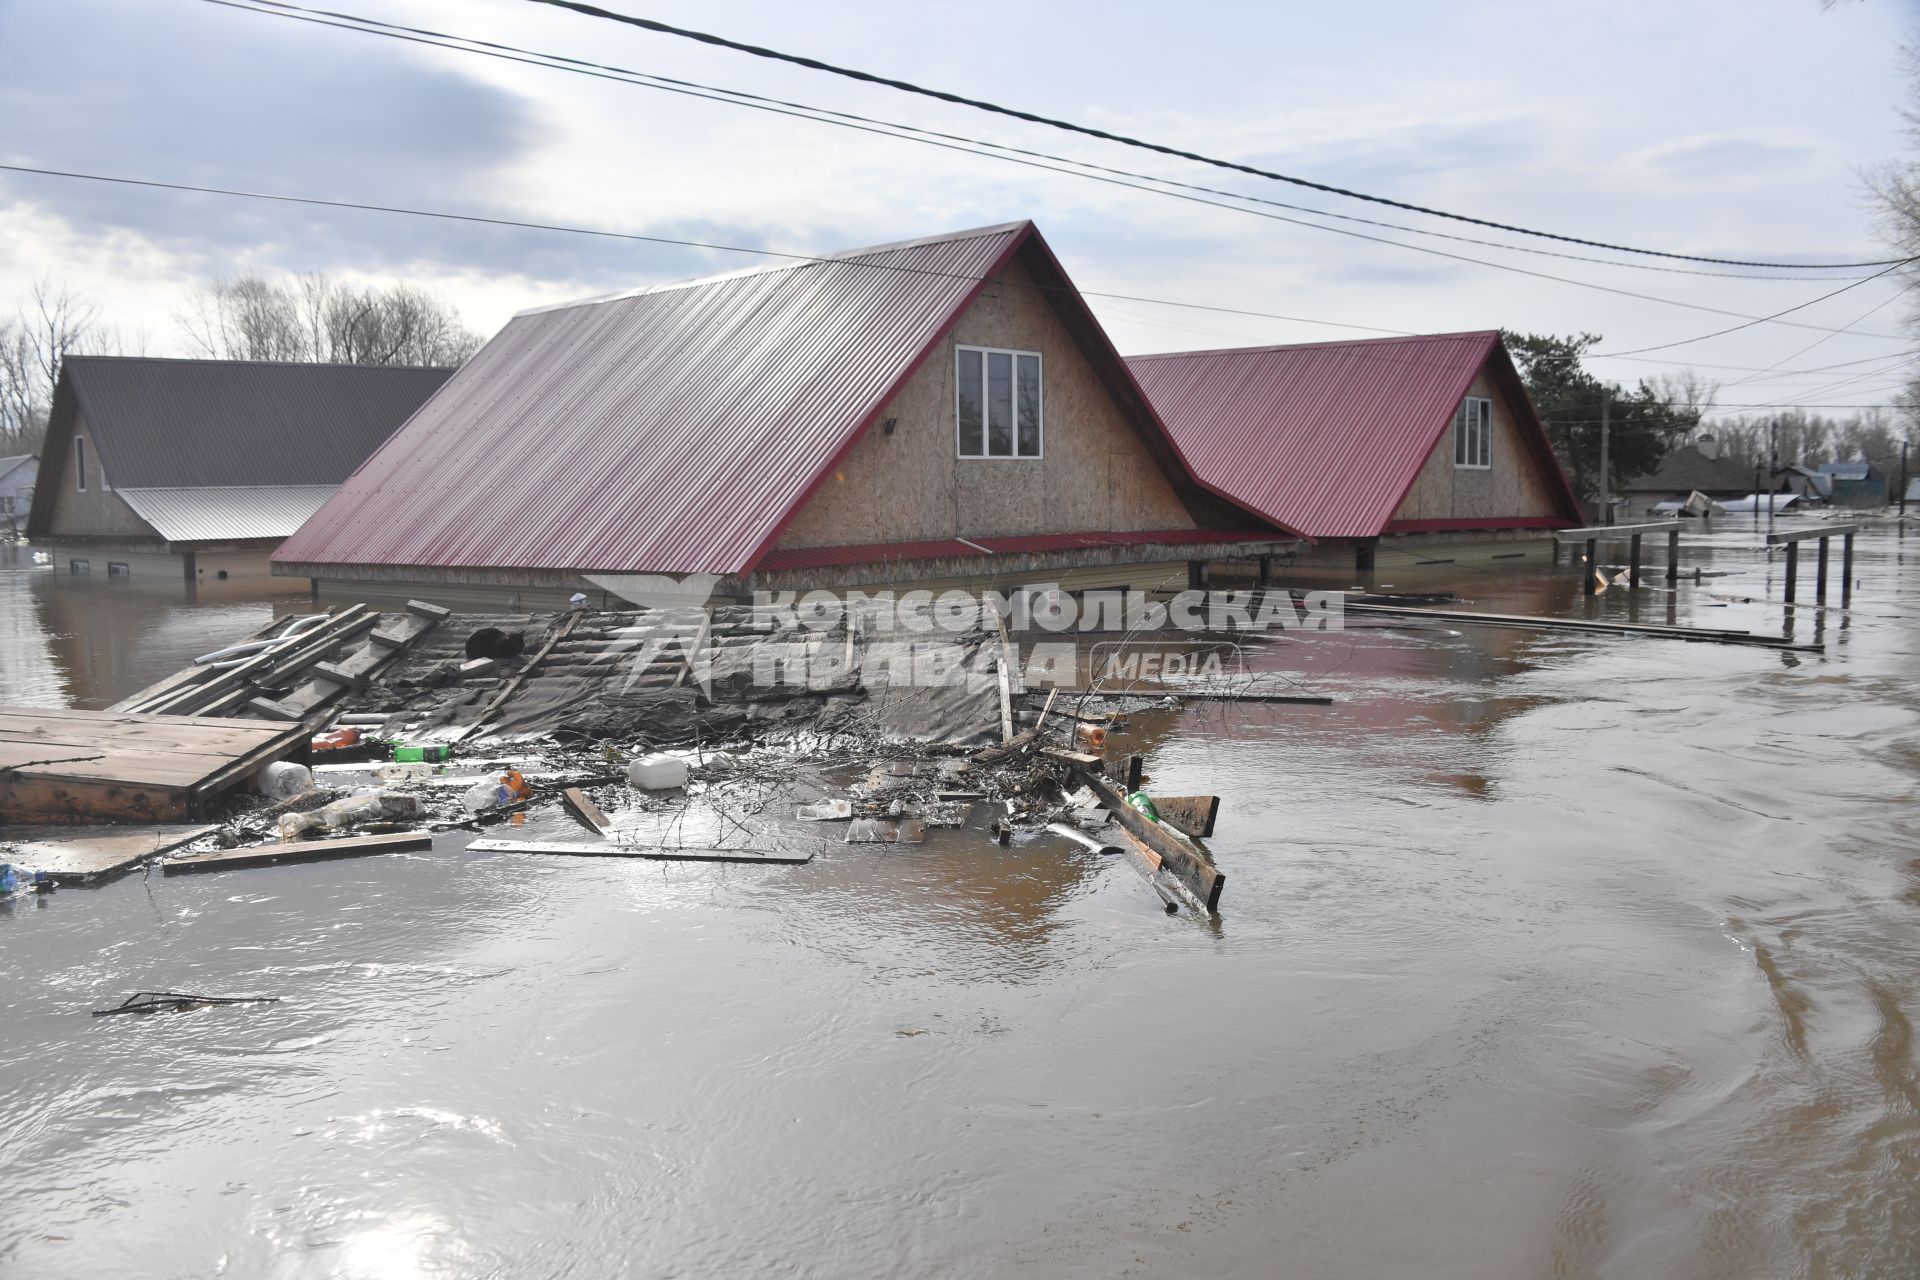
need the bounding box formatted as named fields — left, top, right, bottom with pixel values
left=0, top=543, right=319, bottom=709
left=3, top=522, right=1919, bottom=1278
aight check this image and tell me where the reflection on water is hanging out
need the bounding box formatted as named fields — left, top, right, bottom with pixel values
left=2, top=521, right=1920, bottom=1277
left=0, top=543, right=317, bottom=709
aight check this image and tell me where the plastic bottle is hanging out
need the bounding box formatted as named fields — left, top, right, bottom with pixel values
left=391, top=745, right=454, bottom=763
left=1125, top=791, right=1161, bottom=822
left=462, top=780, right=511, bottom=812
left=0, top=864, right=17, bottom=895
left=256, top=761, right=314, bottom=800
left=626, top=753, right=690, bottom=790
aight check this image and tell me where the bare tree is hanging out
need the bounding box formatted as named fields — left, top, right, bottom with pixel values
left=178, top=273, right=481, bottom=367
left=0, top=279, right=102, bottom=455
left=1870, top=40, right=1920, bottom=431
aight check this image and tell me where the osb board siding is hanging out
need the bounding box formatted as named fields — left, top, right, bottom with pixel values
left=772, top=255, right=1198, bottom=551
left=40, top=413, right=158, bottom=541
left=1392, top=371, right=1557, bottom=524
left=46, top=545, right=183, bottom=579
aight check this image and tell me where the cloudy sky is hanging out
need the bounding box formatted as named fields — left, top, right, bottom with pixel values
left=0, top=0, right=1913, bottom=416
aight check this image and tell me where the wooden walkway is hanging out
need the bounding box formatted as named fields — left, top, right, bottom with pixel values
left=0, top=707, right=307, bottom=825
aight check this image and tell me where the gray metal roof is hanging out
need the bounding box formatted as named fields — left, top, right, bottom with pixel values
left=0, top=454, right=35, bottom=482
left=116, top=485, right=338, bottom=544
left=57, top=357, right=454, bottom=489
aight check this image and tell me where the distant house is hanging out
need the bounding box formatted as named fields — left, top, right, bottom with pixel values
left=0, top=454, right=37, bottom=535
left=1126, top=332, right=1582, bottom=572
left=28, top=358, right=453, bottom=590
left=275, top=222, right=1297, bottom=608
left=1816, top=460, right=1887, bottom=508
left=1618, top=435, right=1760, bottom=516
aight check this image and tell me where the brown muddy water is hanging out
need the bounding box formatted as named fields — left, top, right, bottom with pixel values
left=3, top=524, right=1919, bottom=1278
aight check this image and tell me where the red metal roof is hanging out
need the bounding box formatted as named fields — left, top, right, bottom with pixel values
left=277, top=222, right=1286, bottom=577
left=1126, top=332, right=1581, bottom=540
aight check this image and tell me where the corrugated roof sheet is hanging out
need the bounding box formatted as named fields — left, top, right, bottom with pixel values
left=116, top=485, right=338, bottom=543
left=60, top=357, right=454, bottom=489
left=1127, top=332, right=1580, bottom=539
left=276, top=221, right=1283, bottom=577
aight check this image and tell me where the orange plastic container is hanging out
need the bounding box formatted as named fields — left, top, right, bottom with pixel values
left=311, top=727, right=362, bottom=752
left=1074, top=724, right=1108, bottom=750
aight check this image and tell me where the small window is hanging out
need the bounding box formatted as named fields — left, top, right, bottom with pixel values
left=69, top=558, right=90, bottom=575
left=74, top=437, right=88, bottom=491
left=1453, top=396, right=1492, bottom=470
left=108, top=562, right=130, bottom=579
left=956, top=345, right=1042, bottom=458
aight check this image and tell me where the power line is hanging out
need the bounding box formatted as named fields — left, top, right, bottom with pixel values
left=521, top=0, right=1903, bottom=272
left=2, top=160, right=1910, bottom=392
left=204, top=0, right=1868, bottom=284
left=179, top=0, right=1917, bottom=354
left=1589, top=260, right=1914, bottom=357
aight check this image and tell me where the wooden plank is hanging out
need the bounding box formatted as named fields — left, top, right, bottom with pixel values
left=5, top=823, right=220, bottom=884
left=457, top=657, right=497, bottom=679
left=140, top=605, right=369, bottom=717
left=1040, top=746, right=1103, bottom=768
left=561, top=786, right=612, bottom=835
left=452, top=611, right=583, bottom=743
left=1164, top=689, right=1334, bottom=706
left=406, top=599, right=452, bottom=619
left=670, top=609, right=712, bottom=691
left=1765, top=523, right=1861, bottom=545
left=1155, top=795, right=1221, bottom=840
left=314, top=661, right=369, bottom=690
left=465, top=838, right=813, bottom=864
left=1033, top=687, right=1060, bottom=735
left=1553, top=520, right=1682, bottom=541
left=996, top=653, right=1015, bottom=744
left=1071, top=765, right=1223, bottom=913
left=246, top=697, right=303, bottom=722
left=108, top=614, right=288, bottom=712
left=163, top=829, right=433, bottom=875
left=971, top=727, right=1038, bottom=765
left=0, top=774, right=194, bottom=825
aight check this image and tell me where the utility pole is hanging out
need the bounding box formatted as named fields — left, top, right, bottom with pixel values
left=1767, top=423, right=1777, bottom=540
left=1598, top=391, right=1611, bottom=526
left=1901, top=440, right=1909, bottom=518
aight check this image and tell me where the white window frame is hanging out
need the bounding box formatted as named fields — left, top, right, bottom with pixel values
left=955, top=344, right=1044, bottom=460
left=74, top=436, right=88, bottom=491
left=1453, top=396, right=1492, bottom=471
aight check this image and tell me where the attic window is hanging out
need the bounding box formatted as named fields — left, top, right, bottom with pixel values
left=1453, top=396, right=1492, bottom=470
left=956, top=346, right=1042, bottom=458
left=74, top=437, right=88, bottom=491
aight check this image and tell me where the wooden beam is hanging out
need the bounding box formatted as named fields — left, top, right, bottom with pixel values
left=1554, top=520, right=1682, bottom=541
left=561, top=786, right=611, bottom=835
left=452, top=611, right=584, bottom=743
left=1155, top=795, right=1220, bottom=840
left=1070, top=764, right=1223, bottom=912
left=465, top=839, right=813, bottom=864
left=1765, top=523, right=1860, bottom=545
left=163, top=829, right=432, bottom=875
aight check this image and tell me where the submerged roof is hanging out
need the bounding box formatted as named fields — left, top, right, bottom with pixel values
left=1126, top=331, right=1580, bottom=539
left=49, top=357, right=454, bottom=489
left=277, top=221, right=1278, bottom=575
left=1620, top=443, right=1757, bottom=495
left=116, top=485, right=337, bottom=543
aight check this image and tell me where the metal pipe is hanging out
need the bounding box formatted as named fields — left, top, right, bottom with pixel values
left=1045, top=822, right=1122, bottom=856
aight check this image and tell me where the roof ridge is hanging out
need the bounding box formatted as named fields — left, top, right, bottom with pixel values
left=63, top=355, right=456, bottom=371
left=1126, top=331, right=1499, bottom=362
left=514, top=221, right=1033, bottom=318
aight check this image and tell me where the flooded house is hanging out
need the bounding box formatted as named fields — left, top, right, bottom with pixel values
left=1617, top=434, right=1763, bottom=517
left=0, top=454, right=37, bottom=536
left=273, top=221, right=1299, bottom=608
left=1125, top=331, right=1582, bottom=575
left=27, top=357, right=453, bottom=591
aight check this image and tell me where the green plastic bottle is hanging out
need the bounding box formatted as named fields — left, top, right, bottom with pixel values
left=1126, top=791, right=1160, bottom=822
left=391, top=745, right=454, bottom=763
